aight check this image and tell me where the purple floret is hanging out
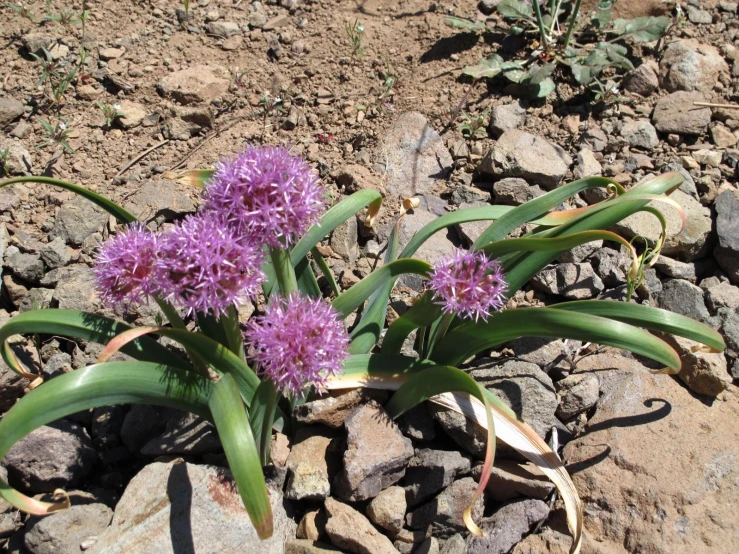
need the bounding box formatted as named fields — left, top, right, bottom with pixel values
left=153, top=213, right=265, bottom=317
left=245, top=293, right=349, bottom=398
left=427, top=249, right=508, bottom=322
left=203, top=145, right=324, bottom=247
left=94, top=223, right=159, bottom=307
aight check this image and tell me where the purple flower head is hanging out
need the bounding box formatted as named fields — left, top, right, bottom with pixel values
left=153, top=213, right=265, bottom=317
left=94, top=223, right=159, bottom=307
left=203, top=145, right=324, bottom=247
left=427, top=249, right=507, bottom=322
left=245, top=293, right=349, bottom=398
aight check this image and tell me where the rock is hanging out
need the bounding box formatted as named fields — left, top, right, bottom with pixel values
left=404, top=448, right=472, bottom=507
left=120, top=405, right=168, bottom=455
left=428, top=404, right=488, bottom=458
left=454, top=201, right=490, bottom=246
left=122, top=179, right=196, bottom=224
left=39, top=237, right=71, bottom=269
left=140, top=412, right=222, bottom=456
left=582, top=127, right=608, bottom=152
left=711, top=125, right=737, bottom=148
left=713, top=189, right=739, bottom=284
left=3, top=274, right=28, bottom=308
left=334, top=401, right=414, bottom=501
left=0, top=98, right=25, bottom=127
left=687, top=5, right=712, bottom=23
left=372, top=112, right=452, bottom=198
left=297, top=509, right=326, bottom=541
left=508, top=337, right=572, bottom=370
left=397, top=207, right=455, bottom=290
left=563, top=352, right=739, bottom=553
left=573, top=148, right=602, bottom=179
left=331, top=164, right=382, bottom=194
left=492, top=178, right=544, bottom=206
left=660, top=334, right=731, bottom=396
left=481, top=459, right=555, bottom=502
left=470, top=359, right=558, bottom=440
left=22, top=33, right=55, bottom=55
left=531, top=262, right=604, bottom=299
left=24, top=504, right=113, bottom=554
left=657, top=278, right=710, bottom=323
left=558, top=240, right=602, bottom=264
left=398, top=404, right=436, bottom=441
left=511, top=528, right=571, bottom=554
left=330, top=217, right=358, bottom=266
left=116, top=100, right=147, bottom=129
left=295, top=389, right=387, bottom=428
left=3, top=420, right=96, bottom=493
left=0, top=139, right=33, bottom=175
left=165, top=117, right=196, bottom=140
left=479, top=130, right=572, bottom=190
left=323, top=497, right=399, bottom=554
left=367, top=486, right=406, bottom=534
left=19, top=288, right=53, bottom=314
left=622, top=63, right=659, bottom=96
left=52, top=265, right=99, bottom=312
left=659, top=40, right=729, bottom=93
left=652, top=91, right=711, bottom=135
left=0, top=358, right=26, bottom=412
left=286, top=427, right=337, bottom=501
left=157, top=65, right=230, bottom=105
left=407, top=477, right=483, bottom=538
left=488, top=101, right=526, bottom=137
left=50, top=196, right=109, bottom=247
left=440, top=534, right=466, bottom=554
left=620, top=119, right=659, bottom=149
left=555, top=373, right=600, bottom=419
left=705, top=281, right=739, bottom=312
left=5, top=248, right=44, bottom=284
left=285, top=540, right=343, bottom=554
left=614, top=188, right=711, bottom=261
left=653, top=255, right=697, bottom=282
left=207, top=21, right=241, bottom=38
left=466, top=499, right=550, bottom=554
left=99, top=47, right=124, bottom=60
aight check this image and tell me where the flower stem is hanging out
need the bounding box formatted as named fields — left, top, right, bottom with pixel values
left=532, top=0, right=549, bottom=55
left=561, top=0, right=583, bottom=52
left=269, top=247, right=298, bottom=296
left=426, top=312, right=455, bottom=358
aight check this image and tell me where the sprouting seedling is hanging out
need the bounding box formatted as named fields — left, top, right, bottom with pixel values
left=9, top=2, right=37, bottom=23
left=36, top=117, right=74, bottom=153
left=46, top=7, right=83, bottom=28
left=31, top=47, right=87, bottom=106
left=0, top=149, right=10, bottom=176
left=345, top=19, right=365, bottom=62
left=96, top=103, right=125, bottom=128
left=457, top=109, right=490, bottom=139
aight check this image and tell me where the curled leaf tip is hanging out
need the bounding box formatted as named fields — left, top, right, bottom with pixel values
left=50, top=489, right=71, bottom=512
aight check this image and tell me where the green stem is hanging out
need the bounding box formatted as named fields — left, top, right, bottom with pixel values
left=532, top=0, right=549, bottom=54
left=561, top=0, right=583, bottom=51
left=252, top=380, right=279, bottom=466
left=426, top=312, right=455, bottom=358
left=269, top=247, right=298, bottom=297
left=224, top=305, right=246, bottom=359
left=154, top=296, right=209, bottom=377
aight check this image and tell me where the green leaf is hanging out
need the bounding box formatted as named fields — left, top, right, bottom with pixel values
left=497, top=0, right=534, bottom=20
left=430, top=307, right=681, bottom=369
left=528, top=62, right=556, bottom=85
left=295, top=255, right=322, bottom=299
left=310, top=247, right=340, bottom=297
left=611, top=16, right=670, bottom=42
left=0, top=176, right=138, bottom=223
left=445, top=16, right=486, bottom=31
left=209, top=373, right=273, bottom=539
left=463, top=54, right=505, bottom=80
left=331, top=259, right=432, bottom=318
left=381, top=293, right=441, bottom=355
left=248, top=380, right=280, bottom=465
left=533, top=77, right=556, bottom=97
left=0, top=362, right=212, bottom=515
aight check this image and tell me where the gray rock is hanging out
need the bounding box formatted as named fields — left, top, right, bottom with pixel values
left=465, top=499, right=550, bottom=554
left=372, top=112, right=452, bottom=198
left=286, top=427, right=337, bottom=501
left=531, top=262, right=604, bottom=299
left=50, top=196, right=109, bottom=247
left=404, top=449, right=472, bottom=507
left=324, top=497, right=399, bottom=554
left=481, top=459, right=555, bottom=502
left=330, top=216, right=359, bottom=266
left=156, top=65, right=230, bottom=105
left=470, top=359, right=557, bottom=440
left=663, top=161, right=698, bottom=199
left=90, top=462, right=296, bottom=554
left=573, top=148, right=602, bottom=179
left=0, top=139, right=33, bottom=175
left=52, top=265, right=99, bottom=312
left=507, top=337, right=571, bottom=370
left=295, top=389, right=387, bottom=429
left=455, top=201, right=490, bottom=246
left=122, top=179, right=196, bottom=224
left=558, top=240, right=602, bottom=264
left=0, top=359, right=26, bottom=413
left=24, top=504, right=112, bottom=554
left=207, top=21, right=241, bottom=38
left=0, top=98, right=25, bottom=127
left=428, top=404, right=488, bottom=458
left=479, top=130, right=572, bottom=190
left=397, top=207, right=455, bottom=290
left=622, top=63, right=659, bottom=96
left=582, top=127, right=608, bottom=152
left=416, top=537, right=440, bottom=554
left=40, top=237, right=71, bottom=269
left=141, top=411, right=222, bottom=456
left=488, top=101, right=526, bottom=138
left=334, top=402, right=414, bottom=502
left=492, top=178, right=544, bottom=206
left=5, top=247, right=44, bottom=284
left=652, top=91, right=711, bottom=136
left=705, top=281, right=739, bottom=313
left=714, top=189, right=739, bottom=284
left=398, top=404, right=436, bottom=442
left=367, top=486, right=406, bottom=534
left=620, top=119, right=659, bottom=149
left=555, top=373, right=600, bottom=419
left=657, top=279, right=710, bottom=323
left=285, top=540, right=343, bottom=554
left=451, top=185, right=487, bottom=206
left=687, top=5, right=712, bottom=23
left=3, top=420, right=96, bottom=493
left=659, top=40, right=728, bottom=93
left=660, top=334, right=732, bottom=396
left=164, top=117, right=196, bottom=140
left=407, top=477, right=483, bottom=538
left=653, top=256, right=697, bottom=282
left=440, top=534, right=465, bottom=554
left=120, top=405, right=168, bottom=454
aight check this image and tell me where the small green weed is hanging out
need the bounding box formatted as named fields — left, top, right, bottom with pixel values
left=35, top=116, right=74, bottom=153
left=345, top=19, right=365, bottom=62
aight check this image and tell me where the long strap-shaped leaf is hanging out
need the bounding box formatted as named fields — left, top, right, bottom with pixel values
left=0, top=176, right=138, bottom=223
left=329, top=354, right=583, bottom=554
left=209, top=374, right=273, bottom=539
left=0, top=309, right=192, bottom=377
left=430, top=307, right=681, bottom=369
left=0, top=362, right=212, bottom=515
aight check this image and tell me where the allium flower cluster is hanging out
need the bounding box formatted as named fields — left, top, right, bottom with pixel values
left=427, top=249, right=507, bottom=322
left=203, top=145, right=324, bottom=248
left=245, top=293, right=349, bottom=397
left=153, top=214, right=265, bottom=317
left=93, top=223, right=158, bottom=306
